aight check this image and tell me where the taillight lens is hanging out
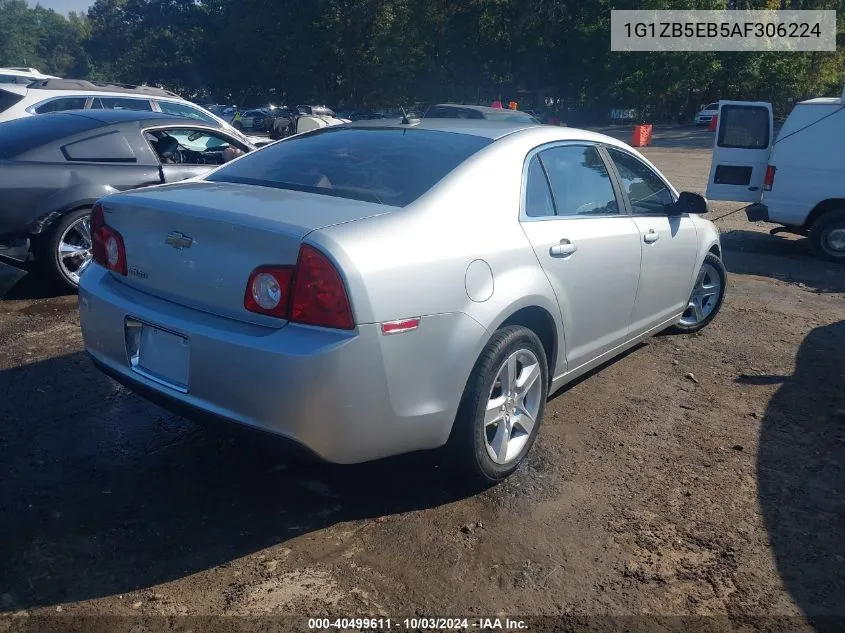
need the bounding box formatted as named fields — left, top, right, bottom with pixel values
left=91, top=202, right=127, bottom=275
left=243, top=245, right=354, bottom=329
left=244, top=266, right=294, bottom=318
left=763, top=165, right=776, bottom=191
left=291, top=245, right=353, bottom=329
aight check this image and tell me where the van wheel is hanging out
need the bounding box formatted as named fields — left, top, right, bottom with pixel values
left=448, top=326, right=548, bottom=485
left=36, top=208, right=93, bottom=292
left=670, top=253, right=726, bottom=334
left=809, top=209, right=845, bottom=262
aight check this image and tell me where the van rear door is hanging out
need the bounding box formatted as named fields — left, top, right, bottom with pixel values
left=705, top=100, right=773, bottom=202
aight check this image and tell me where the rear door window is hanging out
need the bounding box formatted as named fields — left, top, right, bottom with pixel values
left=537, top=145, right=619, bottom=216
left=207, top=127, right=493, bottom=206
left=606, top=148, right=674, bottom=213
left=33, top=97, right=88, bottom=113
left=524, top=156, right=556, bottom=218
left=718, top=104, right=770, bottom=149
left=92, top=97, right=153, bottom=111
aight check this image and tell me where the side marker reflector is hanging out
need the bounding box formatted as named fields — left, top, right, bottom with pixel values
left=381, top=318, right=421, bottom=335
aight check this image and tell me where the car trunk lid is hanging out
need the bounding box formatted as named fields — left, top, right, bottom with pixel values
left=100, top=180, right=388, bottom=326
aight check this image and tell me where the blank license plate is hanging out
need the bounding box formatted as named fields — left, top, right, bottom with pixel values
left=133, top=323, right=190, bottom=391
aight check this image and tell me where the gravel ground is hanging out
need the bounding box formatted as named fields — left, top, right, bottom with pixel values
left=1, top=126, right=843, bottom=632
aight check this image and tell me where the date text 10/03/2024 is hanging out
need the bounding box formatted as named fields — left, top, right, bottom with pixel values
left=307, top=618, right=528, bottom=630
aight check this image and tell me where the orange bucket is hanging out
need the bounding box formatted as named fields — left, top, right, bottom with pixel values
left=631, top=124, right=653, bottom=147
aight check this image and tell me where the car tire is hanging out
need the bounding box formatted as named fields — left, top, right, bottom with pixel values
left=448, top=325, right=549, bottom=485
left=670, top=252, right=727, bottom=334
left=36, top=207, right=93, bottom=292
left=809, top=209, right=845, bottom=263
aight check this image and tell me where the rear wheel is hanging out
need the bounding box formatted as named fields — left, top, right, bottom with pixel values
left=671, top=253, right=726, bottom=334
left=449, top=326, right=548, bottom=484
left=37, top=208, right=93, bottom=291
left=809, top=209, right=845, bottom=263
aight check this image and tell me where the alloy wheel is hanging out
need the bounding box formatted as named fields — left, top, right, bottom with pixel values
left=484, top=349, right=542, bottom=465
left=57, top=215, right=93, bottom=286
left=679, top=262, right=722, bottom=326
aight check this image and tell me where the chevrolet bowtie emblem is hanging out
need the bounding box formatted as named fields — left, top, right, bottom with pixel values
left=165, top=231, right=193, bottom=249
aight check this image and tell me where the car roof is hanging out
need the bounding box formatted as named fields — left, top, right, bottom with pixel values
left=430, top=103, right=533, bottom=115
left=343, top=117, right=539, bottom=139
left=24, top=78, right=180, bottom=98
left=340, top=118, right=639, bottom=150
left=0, top=67, right=55, bottom=78
left=799, top=97, right=842, bottom=106
left=50, top=109, right=221, bottom=126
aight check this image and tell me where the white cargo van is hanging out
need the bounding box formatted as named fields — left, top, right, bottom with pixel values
left=706, top=93, right=845, bottom=261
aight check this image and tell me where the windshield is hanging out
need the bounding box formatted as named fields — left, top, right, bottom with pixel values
left=207, top=127, right=492, bottom=206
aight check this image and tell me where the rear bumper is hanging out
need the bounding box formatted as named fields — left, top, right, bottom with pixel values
left=78, top=266, right=487, bottom=464
left=746, top=203, right=770, bottom=222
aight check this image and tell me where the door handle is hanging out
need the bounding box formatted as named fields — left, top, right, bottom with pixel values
left=549, top=239, right=578, bottom=257
left=643, top=229, right=660, bottom=244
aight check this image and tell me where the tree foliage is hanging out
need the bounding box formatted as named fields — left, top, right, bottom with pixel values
left=1, top=0, right=843, bottom=120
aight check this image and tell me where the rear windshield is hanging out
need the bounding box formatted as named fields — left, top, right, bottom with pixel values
left=0, top=112, right=101, bottom=159
left=0, top=89, right=24, bottom=114
left=207, top=127, right=493, bottom=206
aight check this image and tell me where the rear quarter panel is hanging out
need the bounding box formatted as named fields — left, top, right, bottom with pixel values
left=0, top=162, right=162, bottom=236
left=1, top=124, right=162, bottom=235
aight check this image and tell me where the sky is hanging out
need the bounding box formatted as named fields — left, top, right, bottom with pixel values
left=28, top=0, right=92, bottom=15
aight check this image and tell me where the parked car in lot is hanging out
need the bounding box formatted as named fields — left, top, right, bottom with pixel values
left=268, top=104, right=348, bottom=139
left=694, top=103, right=719, bottom=125
left=424, top=103, right=541, bottom=124
left=78, top=119, right=724, bottom=482
left=0, top=110, right=254, bottom=290
left=706, top=95, right=845, bottom=261
left=0, top=78, right=263, bottom=145
left=0, top=67, right=58, bottom=85
left=232, top=108, right=273, bottom=133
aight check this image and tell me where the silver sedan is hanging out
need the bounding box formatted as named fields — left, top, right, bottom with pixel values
left=78, top=119, right=725, bottom=483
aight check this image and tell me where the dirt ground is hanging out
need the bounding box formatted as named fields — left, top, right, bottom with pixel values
left=1, top=126, right=843, bottom=632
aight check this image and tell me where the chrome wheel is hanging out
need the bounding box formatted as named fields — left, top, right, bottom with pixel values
left=680, top=262, right=721, bottom=326
left=484, top=349, right=542, bottom=465
left=57, top=215, right=93, bottom=286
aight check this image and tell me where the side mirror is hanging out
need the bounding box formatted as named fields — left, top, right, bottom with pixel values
left=672, top=191, right=708, bottom=215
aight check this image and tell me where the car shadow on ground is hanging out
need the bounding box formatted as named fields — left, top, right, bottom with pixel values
left=0, top=268, right=68, bottom=301
left=0, top=351, right=483, bottom=611
left=721, top=229, right=845, bottom=294
left=738, top=321, right=845, bottom=629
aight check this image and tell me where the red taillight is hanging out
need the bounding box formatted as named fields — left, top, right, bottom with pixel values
left=244, top=266, right=294, bottom=318
left=290, top=245, right=354, bottom=330
left=243, top=245, right=353, bottom=330
left=763, top=165, right=776, bottom=191
left=91, top=202, right=127, bottom=275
